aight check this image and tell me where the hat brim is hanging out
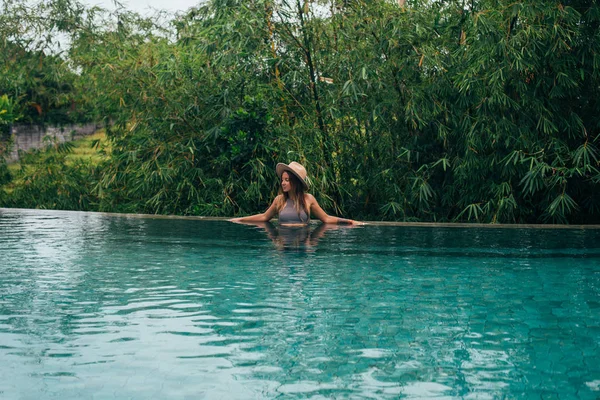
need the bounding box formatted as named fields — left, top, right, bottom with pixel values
left=276, top=163, right=309, bottom=190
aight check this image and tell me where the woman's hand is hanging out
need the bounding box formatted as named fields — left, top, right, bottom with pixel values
left=349, top=219, right=366, bottom=226
left=340, top=218, right=365, bottom=226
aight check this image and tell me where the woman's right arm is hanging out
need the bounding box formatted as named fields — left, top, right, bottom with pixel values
left=229, top=196, right=280, bottom=223
left=306, top=194, right=363, bottom=225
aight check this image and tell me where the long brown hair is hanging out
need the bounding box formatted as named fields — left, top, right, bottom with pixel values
left=276, top=172, right=308, bottom=216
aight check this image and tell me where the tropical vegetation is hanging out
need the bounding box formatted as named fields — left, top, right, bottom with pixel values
left=1, top=0, right=599, bottom=223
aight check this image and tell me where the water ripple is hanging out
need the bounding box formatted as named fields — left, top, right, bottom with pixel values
left=1, top=208, right=599, bottom=399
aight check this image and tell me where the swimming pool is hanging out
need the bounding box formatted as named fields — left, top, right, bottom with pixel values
left=1, top=208, right=599, bottom=399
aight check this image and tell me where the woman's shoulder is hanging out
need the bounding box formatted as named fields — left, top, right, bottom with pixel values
left=304, top=193, right=316, bottom=203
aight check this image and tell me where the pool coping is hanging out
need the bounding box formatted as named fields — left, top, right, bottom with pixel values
left=2, top=207, right=600, bottom=229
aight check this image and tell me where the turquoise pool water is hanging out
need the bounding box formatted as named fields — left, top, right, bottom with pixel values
left=1, top=208, right=599, bottom=399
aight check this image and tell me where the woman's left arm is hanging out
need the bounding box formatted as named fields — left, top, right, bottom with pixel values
left=306, top=194, right=362, bottom=225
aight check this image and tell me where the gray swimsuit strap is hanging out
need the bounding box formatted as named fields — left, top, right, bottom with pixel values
left=278, top=198, right=309, bottom=224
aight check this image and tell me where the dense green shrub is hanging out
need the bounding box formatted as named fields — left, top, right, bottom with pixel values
left=1, top=140, right=99, bottom=210
left=0, top=3, right=91, bottom=125
left=2, top=0, right=599, bottom=224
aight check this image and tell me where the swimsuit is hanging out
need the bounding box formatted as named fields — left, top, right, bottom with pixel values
left=278, top=198, right=310, bottom=225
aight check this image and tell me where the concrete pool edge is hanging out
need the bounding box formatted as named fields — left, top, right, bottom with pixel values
left=3, top=207, right=600, bottom=230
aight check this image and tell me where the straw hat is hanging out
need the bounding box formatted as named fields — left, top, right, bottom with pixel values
left=276, top=162, right=309, bottom=190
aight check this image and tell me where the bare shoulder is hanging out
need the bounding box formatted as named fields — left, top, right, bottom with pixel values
left=304, top=193, right=317, bottom=204
left=269, top=194, right=283, bottom=206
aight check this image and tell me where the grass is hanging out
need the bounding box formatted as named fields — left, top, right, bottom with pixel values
left=3, top=129, right=109, bottom=197
left=65, top=130, right=109, bottom=165
left=7, top=129, right=109, bottom=174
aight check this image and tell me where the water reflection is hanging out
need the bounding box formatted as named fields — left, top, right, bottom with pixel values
left=235, top=221, right=358, bottom=251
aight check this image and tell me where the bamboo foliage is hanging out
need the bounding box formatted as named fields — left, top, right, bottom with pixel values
left=1, top=0, right=599, bottom=224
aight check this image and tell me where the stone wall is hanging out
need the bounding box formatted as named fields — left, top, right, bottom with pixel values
left=6, top=123, right=100, bottom=163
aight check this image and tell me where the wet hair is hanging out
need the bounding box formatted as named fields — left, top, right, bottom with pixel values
left=277, top=172, right=308, bottom=217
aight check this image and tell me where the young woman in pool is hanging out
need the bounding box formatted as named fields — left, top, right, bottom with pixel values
left=230, top=162, right=362, bottom=226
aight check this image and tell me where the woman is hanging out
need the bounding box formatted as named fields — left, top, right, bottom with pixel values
left=229, top=162, right=361, bottom=225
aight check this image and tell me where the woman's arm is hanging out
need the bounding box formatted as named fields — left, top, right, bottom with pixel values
left=229, top=196, right=280, bottom=223
left=306, top=194, right=362, bottom=225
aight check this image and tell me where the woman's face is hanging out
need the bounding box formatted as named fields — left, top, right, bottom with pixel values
left=281, top=172, right=293, bottom=193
